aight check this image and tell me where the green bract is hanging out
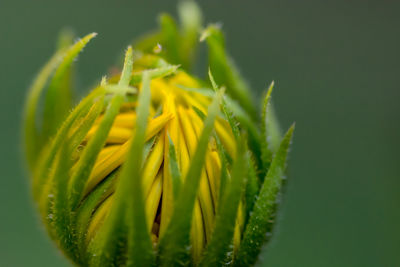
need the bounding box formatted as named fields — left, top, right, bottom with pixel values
left=23, top=2, right=293, bottom=266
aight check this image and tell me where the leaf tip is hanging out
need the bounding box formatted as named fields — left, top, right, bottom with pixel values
left=289, top=122, right=296, bottom=132
left=81, top=32, right=98, bottom=44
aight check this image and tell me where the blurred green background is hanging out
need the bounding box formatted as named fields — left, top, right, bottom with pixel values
left=1, top=0, right=399, bottom=266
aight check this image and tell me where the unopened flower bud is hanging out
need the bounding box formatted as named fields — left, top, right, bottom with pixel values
left=23, top=2, right=293, bottom=266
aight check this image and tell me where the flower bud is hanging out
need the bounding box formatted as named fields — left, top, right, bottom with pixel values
left=23, top=2, right=293, bottom=266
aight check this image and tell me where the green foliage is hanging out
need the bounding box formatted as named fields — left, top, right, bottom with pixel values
left=235, top=124, right=295, bottom=266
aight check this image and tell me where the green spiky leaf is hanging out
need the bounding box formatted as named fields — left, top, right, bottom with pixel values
left=235, top=124, right=294, bottom=266
left=130, top=64, right=179, bottom=85
left=75, top=168, right=119, bottom=261
left=50, top=138, right=76, bottom=258
left=68, top=94, right=124, bottom=210
left=89, top=51, right=154, bottom=266
left=42, top=33, right=97, bottom=141
left=202, top=25, right=257, bottom=120
left=33, top=86, right=105, bottom=199
left=244, top=152, right=259, bottom=222
left=124, top=71, right=155, bottom=265
left=24, top=49, right=65, bottom=171
left=68, top=46, right=135, bottom=210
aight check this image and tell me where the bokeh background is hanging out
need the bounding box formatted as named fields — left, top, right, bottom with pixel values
left=1, top=0, right=399, bottom=266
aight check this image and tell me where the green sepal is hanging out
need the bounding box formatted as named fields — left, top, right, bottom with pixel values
left=75, top=168, right=119, bottom=263
left=41, top=95, right=102, bottom=258
left=158, top=89, right=223, bottom=267
left=23, top=30, right=77, bottom=172
left=202, top=25, right=257, bottom=120
left=260, top=82, right=283, bottom=179
left=88, top=70, right=155, bottom=267
left=244, top=151, right=259, bottom=223
left=33, top=94, right=101, bottom=222
left=234, top=124, right=295, bottom=266
left=68, top=94, right=124, bottom=210
left=85, top=48, right=144, bottom=267
left=67, top=98, right=104, bottom=162
left=119, top=46, right=135, bottom=86
left=33, top=87, right=106, bottom=200
left=68, top=46, right=135, bottom=211
left=208, top=70, right=262, bottom=168
left=124, top=71, right=155, bottom=266
left=133, top=54, right=171, bottom=70
left=130, top=64, right=179, bottom=85
left=209, top=69, right=240, bottom=139
left=215, top=134, right=231, bottom=206
left=199, top=136, right=247, bottom=267
left=49, top=138, right=76, bottom=259
left=38, top=96, right=104, bottom=265
left=24, top=49, right=65, bottom=171
left=265, top=104, right=282, bottom=154
left=177, top=0, right=202, bottom=70
left=42, top=33, right=97, bottom=143
left=260, top=81, right=276, bottom=179
left=50, top=29, right=75, bottom=137
left=224, top=96, right=263, bottom=169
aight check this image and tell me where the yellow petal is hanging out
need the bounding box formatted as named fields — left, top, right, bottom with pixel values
left=169, top=71, right=199, bottom=89
left=183, top=108, right=215, bottom=242
left=159, top=130, right=174, bottom=238
left=112, top=112, right=137, bottom=128
left=86, top=125, right=131, bottom=144
left=177, top=107, right=198, bottom=157
left=84, top=113, right=173, bottom=196
left=145, top=172, right=162, bottom=230
left=191, top=200, right=205, bottom=262
left=86, top=195, right=113, bottom=244
left=233, top=201, right=245, bottom=251
left=142, top=135, right=164, bottom=197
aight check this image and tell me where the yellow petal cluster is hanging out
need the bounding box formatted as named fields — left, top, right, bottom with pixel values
left=81, top=71, right=242, bottom=259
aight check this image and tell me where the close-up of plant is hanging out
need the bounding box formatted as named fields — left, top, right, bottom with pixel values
left=0, top=0, right=397, bottom=266
left=22, top=2, right=293, bottom=266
